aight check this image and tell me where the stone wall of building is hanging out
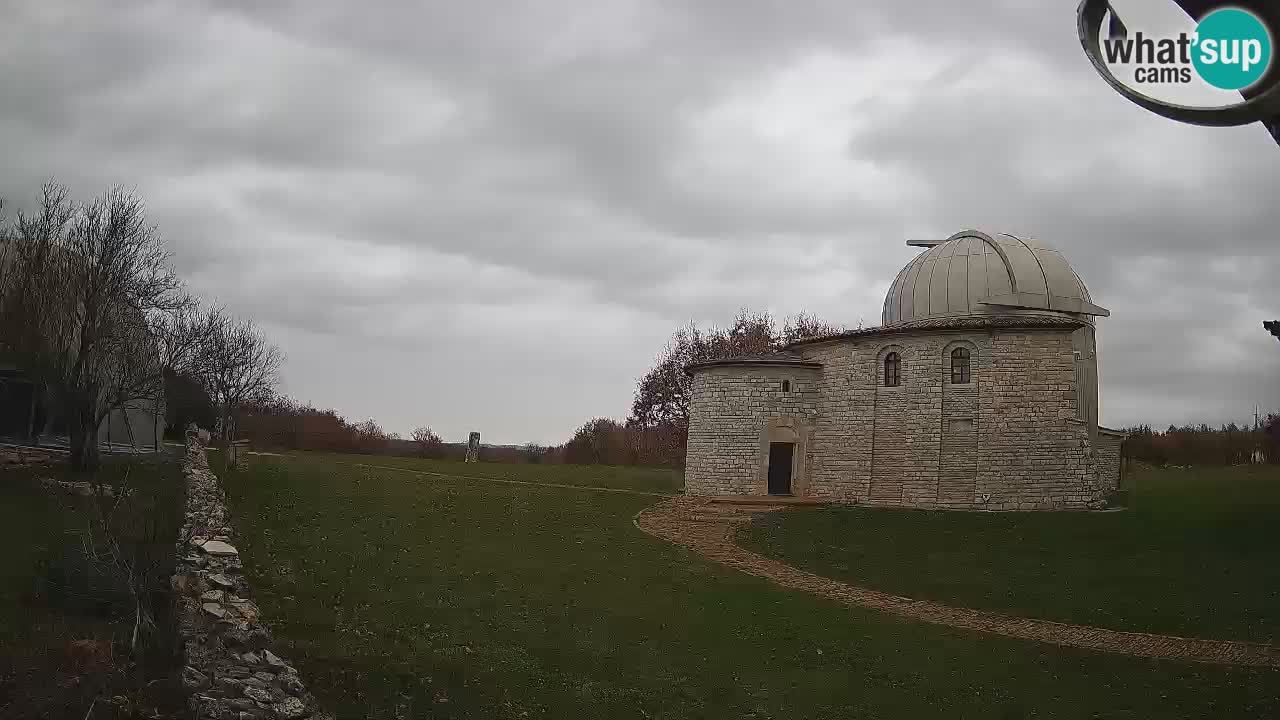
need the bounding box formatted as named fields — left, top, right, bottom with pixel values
left=686, top=326, right=1110, bottom=509
left=789, top=341, right=874, bottom=501
left=1095, top=428, right=1127, bottom=492
left=799, top=331, right=1001, bottom=507
left=939, top=353, right=980, bottom=506
left=684, top=365, right=820, bottom=496
left=971, top=330, right=1098, bottom=509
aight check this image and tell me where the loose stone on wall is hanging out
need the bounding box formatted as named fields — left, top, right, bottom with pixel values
left=174, top=429, right=332, bottom=720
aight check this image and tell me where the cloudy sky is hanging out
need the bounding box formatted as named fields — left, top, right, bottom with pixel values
left=2, top=0, right=1277, bottom=444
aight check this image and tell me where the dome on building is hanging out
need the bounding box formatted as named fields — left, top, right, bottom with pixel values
left=881, top=230, right=1109, bottom=327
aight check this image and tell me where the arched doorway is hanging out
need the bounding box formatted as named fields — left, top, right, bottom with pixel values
left=767, top=441, right=794, bottom=495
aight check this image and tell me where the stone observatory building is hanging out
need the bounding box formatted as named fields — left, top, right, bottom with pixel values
left=684, top=229, right=1127, bottom=510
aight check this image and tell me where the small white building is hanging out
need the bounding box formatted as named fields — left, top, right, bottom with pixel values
left=0, top=365, right=165, bottom=450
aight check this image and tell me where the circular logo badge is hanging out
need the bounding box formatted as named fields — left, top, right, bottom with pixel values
left=1192, top=8, right=1273, bottom=90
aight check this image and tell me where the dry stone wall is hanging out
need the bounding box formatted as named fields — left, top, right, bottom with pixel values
left=686, top=326, right=1115, bottom=509
left=0, top=445, right=59, bottom=468
left=175, top=436, right=331, bottom=720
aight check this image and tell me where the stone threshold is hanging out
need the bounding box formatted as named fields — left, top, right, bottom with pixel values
left=704, top=495, right=830, bottom=506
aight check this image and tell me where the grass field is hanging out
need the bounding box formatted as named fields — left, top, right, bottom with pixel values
left=741, top=464, right=1280, bottom=644
left=271, top=451, right=684, bottom=494
left=223, top=454, right=1280, bottom=719
left=0, top=455, right=185, bottom=719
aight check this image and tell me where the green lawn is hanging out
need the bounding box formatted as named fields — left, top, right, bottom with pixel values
left=741, top=464, right=1280, bottom=644
left=282, top=452, right=684, bottom=494
left=223, top=454, right=1280, bottom=719
left=0, top=455, right=186, bottom=719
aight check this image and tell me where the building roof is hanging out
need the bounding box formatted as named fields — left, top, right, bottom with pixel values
left=685, top=352, right=823, bottom=375
left=785, top=313, right=1087, bottom=349
left=689, top=314, right=1088, bottom=367
left=883, top=230, right=1109, bottom=327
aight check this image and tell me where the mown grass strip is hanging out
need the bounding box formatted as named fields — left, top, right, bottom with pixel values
left=350, top=461, right=677, bottom=497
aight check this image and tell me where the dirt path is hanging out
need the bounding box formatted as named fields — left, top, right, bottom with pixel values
left=635, top=496, right=1280, bottom=668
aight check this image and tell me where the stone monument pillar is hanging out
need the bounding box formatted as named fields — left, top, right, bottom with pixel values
left=465, top=431, right=480, bottom=463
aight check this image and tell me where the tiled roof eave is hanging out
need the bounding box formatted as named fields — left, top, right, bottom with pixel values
left=784, top=314, right=1087, bottom=349
left=684, top=356, right=824, bottom=376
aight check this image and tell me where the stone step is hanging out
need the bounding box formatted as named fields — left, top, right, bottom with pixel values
left=683, top=513, right=754, bottom=524
left=694, top=503, right=756, bottom=515
left=706, top=495, right=828, bottom=507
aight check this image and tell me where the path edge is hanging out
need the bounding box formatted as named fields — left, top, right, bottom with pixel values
left=633, top=496, right=1280, bottom=668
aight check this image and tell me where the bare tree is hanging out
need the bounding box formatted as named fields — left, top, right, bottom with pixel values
left=411, top=426, right=443, bottom=458
left=202, top=315, right=282, bottom=445
left=147, top=298, right=226, bottom=451
left=628, top=309, right=843, bottom=430
left=781, top=311, right=845, bottom=344
left=0, top=183, right=183, bottom=470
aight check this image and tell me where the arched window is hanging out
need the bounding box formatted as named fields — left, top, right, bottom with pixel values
left=781, top=380, right=791, bottom=392
left=883, top=352, right=900, bottom=387
left=951, top=347, right=971, bottom=384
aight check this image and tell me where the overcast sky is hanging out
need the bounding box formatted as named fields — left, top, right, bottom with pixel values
left=2, top=0, right=1277, bottom=444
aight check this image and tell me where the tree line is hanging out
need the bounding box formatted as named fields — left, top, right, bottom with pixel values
left=560, top=309, right=845, bottom=467
left=1119, top=320, right=1279, bottom=467
left=231, top=398, right=563, bottom=463
left=226, top=309, right=843, bottom=468
left=224, top=311, right=1280, bottom=469
left=1122, top=421, right=1279, bottom=466
left=558, top=314, right=1280, bottom=470
left=0, top=182, right=281, bottom=470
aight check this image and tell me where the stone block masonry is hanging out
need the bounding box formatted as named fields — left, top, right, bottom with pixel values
left=686, top=325, right=1118, bottom=509
left=174, top=434, right=332, bottom=720
left=685, top=231, right=1120, bottom=510
left=684, top=366, right=821, bottom=496
left=1096, top=428, right=1126, bottom=492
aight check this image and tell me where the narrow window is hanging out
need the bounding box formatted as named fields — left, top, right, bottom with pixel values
left=781, top=380, right=791, bottom=392
left=951, top=347, right=971, bottom=384
left=883, top=352, right=900, bottom=387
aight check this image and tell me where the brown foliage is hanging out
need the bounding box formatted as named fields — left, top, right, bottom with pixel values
left=561, top=417, right=687, bottom=468
left=619, top=308, right=842, bottom=467
left=628, top=309, right=843, bottom=431
left=64, top=638, right=114, bottom=675
left=411, top=426, right=444, bottom=458
left=1122, top=421, right=1278, bottom=466
left=237, top=398, right=388, bottom=454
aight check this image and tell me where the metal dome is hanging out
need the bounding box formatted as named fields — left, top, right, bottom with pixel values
left=881, top=230, right=1109, bottom=327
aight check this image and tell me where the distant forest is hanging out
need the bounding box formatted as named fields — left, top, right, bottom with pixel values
left=1122, top=422, right=1278, bottom=466
left=218, top=398, right=1280, bottom=469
